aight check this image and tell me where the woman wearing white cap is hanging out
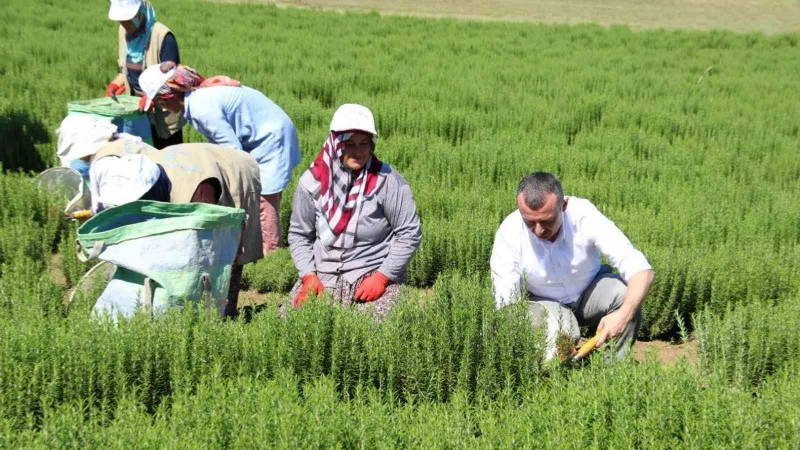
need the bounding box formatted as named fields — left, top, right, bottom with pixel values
left=139, top=62, right=301, bottom=257
left=286, top=104, right=422, bottom=317
left=89, top=136, right=265, bottom=318
left=56, top=115, right=142, bottom=179
left=106, top=0, right=184, bottom=149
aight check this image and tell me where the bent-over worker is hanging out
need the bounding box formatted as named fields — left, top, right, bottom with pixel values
left=138, top=62, right=301, bottom=256
left=88, top=135, right=263, bottom=317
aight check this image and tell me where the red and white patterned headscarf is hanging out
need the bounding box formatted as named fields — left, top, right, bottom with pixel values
left=301, top=131, right=386, bottom=248
left=152, top=62, right=242, bottom=102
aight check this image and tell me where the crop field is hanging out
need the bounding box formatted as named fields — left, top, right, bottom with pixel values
left=2, top=0, right=800, bottom=447
left=250, top=0, right=800, bottom=34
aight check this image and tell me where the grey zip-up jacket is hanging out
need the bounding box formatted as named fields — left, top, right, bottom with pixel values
left=288, top=166, right=422, bottom=285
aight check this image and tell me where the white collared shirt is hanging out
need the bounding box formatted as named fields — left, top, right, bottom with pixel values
left=490, top=197, right=652, bottom=309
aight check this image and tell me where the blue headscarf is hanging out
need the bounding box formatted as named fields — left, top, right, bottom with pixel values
left=125, top=1, right=156, bottom=65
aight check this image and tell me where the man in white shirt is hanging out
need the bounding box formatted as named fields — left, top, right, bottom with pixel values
left=490, top=172, right=654, bottom=361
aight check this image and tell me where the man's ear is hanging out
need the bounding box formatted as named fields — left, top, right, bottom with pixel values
left=562, top=196, right=569, bottom=212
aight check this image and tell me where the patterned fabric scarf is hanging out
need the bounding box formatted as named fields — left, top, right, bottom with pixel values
left=302, top=131, right=386, bottom=249
left=153, top=62, right=241, bottom=101
left=125, top=1, right=156, bottom=65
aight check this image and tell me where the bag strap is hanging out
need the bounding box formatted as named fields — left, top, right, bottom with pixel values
left=143, top=277, right=153, bottom=317
left=76, top=240, right=104, bottom=263
left=64, top=180, right=87, bottom=214
left=201, top=273, right=213, bottom=311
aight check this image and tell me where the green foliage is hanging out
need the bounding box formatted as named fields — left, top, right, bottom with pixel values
left=695, top=293, right=800, bottom=389
left=241, top=248, right=297, bottom=293
left=3, top=361, right=800, bottom=448
left=0, top=271, right=544, bottom=430
left=2, top=0, right=799, bottom=338
left=57, top=223, right=94, bottom=288
left=2, top=0, right=800, bottom=445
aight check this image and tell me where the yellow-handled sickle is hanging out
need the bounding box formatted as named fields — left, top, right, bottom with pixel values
left=562, top=327, right=604, bottom=367
left=66, top=210, right=93, bottom=222
left=573, top=333, right=602, bottom=361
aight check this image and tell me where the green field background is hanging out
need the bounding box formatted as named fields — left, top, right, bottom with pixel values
left=1, top=0, right=800, bottom=446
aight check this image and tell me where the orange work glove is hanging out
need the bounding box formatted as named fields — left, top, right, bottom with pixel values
left=292, top=273, right=323, bottom=308
left=354, top=272, right=391, bottom=303
left=105, top=83, right=126, bottom=97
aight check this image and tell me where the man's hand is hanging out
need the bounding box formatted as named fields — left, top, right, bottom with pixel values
left=597, top=307, right=634, bottom=346
left=597, top=270, right=654, bottom=346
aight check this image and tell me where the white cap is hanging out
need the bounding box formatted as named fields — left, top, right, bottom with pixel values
left=139, top=64, right=175, bottom=111
left=56, top=115, right=119, bottom=162
left=330, top=104, right=377, bottom=136
left=91, top=154, right=160, bottom=208
left=108, top=0, right=143, bottom=21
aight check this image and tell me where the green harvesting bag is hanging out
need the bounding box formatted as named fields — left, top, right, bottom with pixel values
left=76, top=201, right=245, bottom=319
left=67, top=96, right=153, bottom=145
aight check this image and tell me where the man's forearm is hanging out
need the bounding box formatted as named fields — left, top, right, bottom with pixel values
left=619, top=270, right=654, bottom=317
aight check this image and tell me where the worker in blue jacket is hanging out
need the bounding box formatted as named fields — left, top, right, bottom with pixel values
left=139, top=62, right=301, bottom=256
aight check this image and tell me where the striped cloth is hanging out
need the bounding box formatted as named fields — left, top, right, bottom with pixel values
left=302, top=131, right=385, bottom=248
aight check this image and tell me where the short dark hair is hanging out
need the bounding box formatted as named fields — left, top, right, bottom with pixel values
left=516, top=172, right=564, bottom=210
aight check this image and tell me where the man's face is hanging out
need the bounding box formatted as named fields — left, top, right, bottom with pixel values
left=517, top=192, right=568, bottom=242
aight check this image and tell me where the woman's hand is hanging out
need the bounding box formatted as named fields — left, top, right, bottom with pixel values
left=106, top=74, right=127, bottom=97
left=138, top=96, right=153, bottom=112
left=292, top=273, right=323, bottom=308
left=354, top=272, right=391, bottom=303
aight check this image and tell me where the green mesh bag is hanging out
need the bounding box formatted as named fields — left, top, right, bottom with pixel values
left=67, top=95, right=153, bottom=144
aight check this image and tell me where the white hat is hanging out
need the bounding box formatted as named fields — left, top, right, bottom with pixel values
left=330, top=104, right=377, bottom=136
left=56, top=115, right=119, bottom=162
left=91, top=154, right=160, bottom=208
left=108, top=0, right=143, bottom=21
left=139, top=64, right=175, bottom=112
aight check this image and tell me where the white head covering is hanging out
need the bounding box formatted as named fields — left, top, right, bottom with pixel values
left=139, top=64, right=176, bottom=112
left=329, top=104, right=378, bottom=136
left=56, top=115, right=119, bottom=164
left=108, top=0, right=143, bottom=21
left=89, top=154, right=160, bottom=212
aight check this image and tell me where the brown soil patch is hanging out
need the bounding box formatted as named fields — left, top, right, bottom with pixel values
left=634, top=339, right=697, bottom=365
left=49, top=253, right=68, bottom=289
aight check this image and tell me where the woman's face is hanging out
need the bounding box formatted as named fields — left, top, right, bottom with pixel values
left=119, top=20, right=137, bottom=34
left=156, top=96, right=183, bottom=113
left=341, top=131, right=374, bottom=171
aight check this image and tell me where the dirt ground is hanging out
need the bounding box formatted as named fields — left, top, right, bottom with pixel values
left=211, top=0, right=800, bottom=34
left=634, top=338, right=697, bottom=364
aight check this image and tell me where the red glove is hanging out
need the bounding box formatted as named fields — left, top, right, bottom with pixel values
left=354, top=272, right=391, bottom=303
left=292, top=273, right=323, bottom=308
left=105, top=83, right=126, bottom=97
left=138, top=96, right=153, bottom=113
